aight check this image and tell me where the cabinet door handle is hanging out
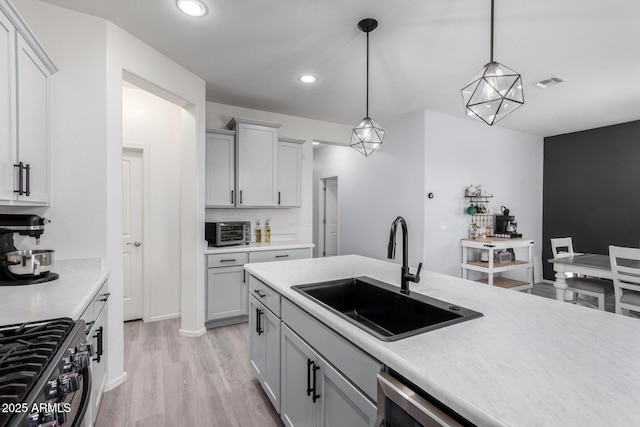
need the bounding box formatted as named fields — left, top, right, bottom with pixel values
left=278, top=191, right=281, bottom=205
left=13, top=162, right=24, bottom=195
left=239, top=190, right=243, bottom=204
left=256, top=308, right=263, bottom=335
left=230, top=190, right=234, bottom=204
left=275, top=255, right=289, bottom=259
left=306, top=359, right=313, bottom=396
left=92, top=326, right=103, bottom=363
left=25, top=164, right=30, bottom=196
left=84, top=321, right=95, bottom=335
left=312, top=364, right=320, bottom=402
left=254, top=289, right=266, bottom=298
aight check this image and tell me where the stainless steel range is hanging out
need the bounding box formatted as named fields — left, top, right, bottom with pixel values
left=0, top=318, right=92, bottom=427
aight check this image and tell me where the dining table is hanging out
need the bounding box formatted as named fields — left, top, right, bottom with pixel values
left=548, top=253, right=613, bottom=301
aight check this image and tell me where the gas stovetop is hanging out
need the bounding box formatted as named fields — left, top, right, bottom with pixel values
left=0, top=318, right=75, bottom=427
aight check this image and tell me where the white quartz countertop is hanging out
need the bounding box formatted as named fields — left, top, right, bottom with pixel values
left=205, top=240, right=313, bottom=254
left=244, top=254, right=640, bottom=427
left=0, top=259, right=109, bottom=325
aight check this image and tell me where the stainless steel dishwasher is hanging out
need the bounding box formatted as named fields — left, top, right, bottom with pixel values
left=376, top=370, right=475, bottom=427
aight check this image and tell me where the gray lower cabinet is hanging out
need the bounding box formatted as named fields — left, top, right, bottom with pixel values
left=206, top=252, right=249, bottom=326
left=249, top=295, right=281, bottom=412
left=280, top=324, right=377, bottom=427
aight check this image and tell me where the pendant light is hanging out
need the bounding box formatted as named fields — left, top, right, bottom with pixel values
left=350, top=18, right=384, bottom=157
left=461, top=0, right=524, bottom=125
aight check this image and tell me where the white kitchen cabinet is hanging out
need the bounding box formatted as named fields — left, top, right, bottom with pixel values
left=206, top=253, right=248, bottom=326
left=205, top=129, right=235, bottom=208
left=277, top=137, right=303, bottom=207
left=249, top=295, right=281, bottom=412
left=280, top=324, right=376, bottom=427
left=0, top=9, right=15, bottom=202
left=229, top=118, right=281, bottom=207
left=0, top=1, right=56, bottom=206
left=248, top=247, right=311, bottom=263
left=79, top=279, right=109, bottom=426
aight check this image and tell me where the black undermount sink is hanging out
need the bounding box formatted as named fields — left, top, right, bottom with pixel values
left=292, top=276, right=483, bottom=341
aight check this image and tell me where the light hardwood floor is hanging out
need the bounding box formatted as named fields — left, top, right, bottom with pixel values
left=95, top=282, right=611, bottom=427
left=95, top=318, right=283, bottom=427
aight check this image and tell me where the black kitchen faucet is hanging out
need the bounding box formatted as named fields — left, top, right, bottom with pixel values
left=387, top=216, right=422, bottom=294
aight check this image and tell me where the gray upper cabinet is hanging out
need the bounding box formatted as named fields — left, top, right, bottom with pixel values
left=277, top=138, right=303, bottom=208
left=206, top=118, right=304, bottom=209
left=205, top=129, right=235, bottom=208
left=229, top=118, right=281, bottom=208
left=0, top=1, right=56, bottom=206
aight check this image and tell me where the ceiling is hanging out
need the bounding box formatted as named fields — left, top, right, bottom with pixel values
left=37, top=0, right=640, bottom=137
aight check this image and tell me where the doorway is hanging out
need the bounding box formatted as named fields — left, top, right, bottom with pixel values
left=320, top=176, right=339, bottom=257
left=122, top=147, right=146, bottom=321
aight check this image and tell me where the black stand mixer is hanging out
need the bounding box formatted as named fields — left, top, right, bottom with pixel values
left=0, top=214, right=58, bottom=285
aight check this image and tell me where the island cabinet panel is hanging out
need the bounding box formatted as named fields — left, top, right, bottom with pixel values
left=249, top=295, right=281, bottom=412
left=281, top=298, right=382, bottom=401
left=281, top=324, right=376, bottom=427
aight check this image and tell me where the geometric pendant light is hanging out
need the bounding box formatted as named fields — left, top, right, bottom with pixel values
left=351, top=18, right=384, bottom=156
left=461, top=0, right=524, bottom=125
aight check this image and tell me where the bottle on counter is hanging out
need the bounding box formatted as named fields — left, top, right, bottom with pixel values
left=256, top=219, right=261, bottom=243
left=265, top=219, right=271, bottom=243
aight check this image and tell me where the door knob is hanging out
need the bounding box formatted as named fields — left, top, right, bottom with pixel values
left=127, top=241, right=142, bottom=247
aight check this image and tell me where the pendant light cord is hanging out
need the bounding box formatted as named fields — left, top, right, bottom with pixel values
left=366, top=30, right=370, bottom=118
left=490, top=0, right=494, bottom=63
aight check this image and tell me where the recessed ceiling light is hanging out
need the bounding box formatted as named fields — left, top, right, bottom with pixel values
left=176, top=0, right=208, bottom=17
left=299, top=75, right=317, bottom=84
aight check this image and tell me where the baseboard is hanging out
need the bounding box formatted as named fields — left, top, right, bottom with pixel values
left=179, top=327, right=206, bottom=337
left=146, top=312, right=181, bottom=322
left=104, top=371, right=127, bottom=392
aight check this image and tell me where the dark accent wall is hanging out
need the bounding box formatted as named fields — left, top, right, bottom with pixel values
left=543, top=120, right=640, bottom=280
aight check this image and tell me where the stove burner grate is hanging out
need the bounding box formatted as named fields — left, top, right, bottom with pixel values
left=0, top=318, right=74, bottom=427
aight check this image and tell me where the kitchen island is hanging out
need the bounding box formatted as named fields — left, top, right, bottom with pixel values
left=245, top=254, right=640, bottom=427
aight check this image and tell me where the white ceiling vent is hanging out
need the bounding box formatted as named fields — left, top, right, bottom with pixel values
left=532, top=75, right=567, bottom=89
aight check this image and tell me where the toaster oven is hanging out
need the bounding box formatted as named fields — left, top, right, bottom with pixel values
left=205, top=221, right=251, bottom=246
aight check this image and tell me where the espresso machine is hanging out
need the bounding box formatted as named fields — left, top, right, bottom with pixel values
left=0, top=214, right=58, bottom=285
left=494, top=206, right=522, bottom=238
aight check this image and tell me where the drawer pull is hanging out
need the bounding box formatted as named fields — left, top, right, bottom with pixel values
left=275, top=254, right=289, bottom=258
left=254, top=289, right=266, bottom=298
left=220, top=259, right=237, bottom=263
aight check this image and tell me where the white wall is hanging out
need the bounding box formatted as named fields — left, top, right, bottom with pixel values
left=122, top=86, right=181, bottom=320
left=206, top=102, right=354, bottom=244
left=312, top=111, right=426, bottom=269
left=13, top=0, right=207, bottom=390
left=423, top=110, right=544, bottom=277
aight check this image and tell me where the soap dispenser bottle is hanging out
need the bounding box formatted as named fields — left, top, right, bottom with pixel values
left=265, top=219, right=271, bottom=243
left=255, top=219, right=261, bottom=243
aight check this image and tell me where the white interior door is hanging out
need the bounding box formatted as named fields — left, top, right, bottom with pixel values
left=122, top=148, right=144, bottom=321
left=324, top=177, right=339, bottom=257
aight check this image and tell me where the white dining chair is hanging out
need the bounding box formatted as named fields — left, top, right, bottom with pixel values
left=551, top=237, right=614, bottom=310
left=551, top=237, right=583, bottom=259
left=608, top=245, right=640, bottom=316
